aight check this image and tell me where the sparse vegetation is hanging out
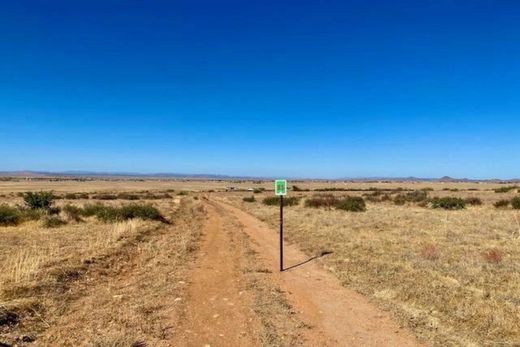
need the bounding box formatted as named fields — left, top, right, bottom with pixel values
left=243, top=196, right=256, bottom=202
left=92, top=193, right=118, bottom=200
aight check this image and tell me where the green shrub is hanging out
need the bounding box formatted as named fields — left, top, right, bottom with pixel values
left=335, top=196, right=366, bottom=212
left=118, top=204, right=164, bottom=222
left=430, top=197, right=465, bottom=210
left=511, top=197, right=520, bottom=209
left=43, top=216, right=67, bottom=228
left=262, top=196, right=300, bottom=206
left=0, top=204, right=21, bottom=226
left=464, top=197, right=482, bottom=206
left=494, top=186, right=517, bottom=193
left=305, top=194, right=339, bottom=208
left=243, top=196, right=256, bottom=202
left=23, top=191, right=55, bottom=210
left=494, top=199, right=510, bottom=208
left=63, top=204, right=84, bottom=222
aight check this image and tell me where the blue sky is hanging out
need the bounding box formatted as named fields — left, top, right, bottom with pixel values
left=1, top=1, right=519, bottom=178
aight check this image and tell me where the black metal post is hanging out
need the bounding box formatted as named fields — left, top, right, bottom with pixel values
left=280, top=195, right=284, bottom=272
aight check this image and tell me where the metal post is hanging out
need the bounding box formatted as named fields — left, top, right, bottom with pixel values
left=280, top=195, right=284, bottom=272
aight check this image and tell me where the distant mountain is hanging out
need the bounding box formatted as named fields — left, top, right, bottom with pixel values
left=0, top=171, right=519, bottom=182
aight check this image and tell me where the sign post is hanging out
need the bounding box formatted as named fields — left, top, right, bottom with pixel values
left=275, top=180, right=287, bottom=272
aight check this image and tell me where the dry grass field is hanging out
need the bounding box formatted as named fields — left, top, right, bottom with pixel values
left=1, top=178, right=519, bottom=346
left=226, top=185, right=520, bottom=346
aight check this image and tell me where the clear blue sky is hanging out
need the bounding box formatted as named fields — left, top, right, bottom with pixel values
left=1, top=1, right=519, bottom=179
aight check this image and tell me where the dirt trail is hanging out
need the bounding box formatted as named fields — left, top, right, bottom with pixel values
left=213, top=199, right=424, bottom=347
left=177, top=204, right=260, bottom=346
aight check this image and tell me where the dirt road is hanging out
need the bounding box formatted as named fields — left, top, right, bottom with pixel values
left=179, top=199, right=424, bottom=346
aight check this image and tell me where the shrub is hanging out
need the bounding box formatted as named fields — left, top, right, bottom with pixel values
left=262, top=196, right=300, bottom=207
left=83, top=203, right=166, bottom=223
left=92, top=194, right=117, bottom=200
left=82, top=203, right=107, bottom=217
left=464, top=197, right=482, bottom=206
left=253, top=188, right=264, bottom=194
left=177, top=191, right=188, bottom=196
left=243, top=196, right=256, bottom=202
left=63, top=204, right=84, bottom=222
left=494, top=186, right=517, bottom=193
left=43, top=216, right=67, bottom=228
left=430, top=197, right=465, bottom=210
left=117, top=193, right=140, bottom=200
left=511, top=197, right=520, bottom=209
left=0, top=204, right=21, bottom=226
left=494, top=199, right=510, bottom=209
left=482, top=248, right=504, bottom=264
left=305, top=194, right=339, bottom=208
left=118, top=204, right=164, bottom=222
left=394, top=190, right=428, bottom=205
left=24, top=191, right=55, bottom=210
left=335, top=196, right=366, bottom=212
left=64, top=193, right=89, bottom=200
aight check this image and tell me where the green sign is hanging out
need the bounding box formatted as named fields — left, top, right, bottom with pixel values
left=275, top=180, right=287, bottom=196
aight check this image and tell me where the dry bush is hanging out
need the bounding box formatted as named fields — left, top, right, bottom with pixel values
left=335, top=196, right=366, bottom=212
left=481, top=248, right=504, bottom=264
left=494, top=199, right=510, bottom=208
left=304, top=194, right=339, bottom=208
left=430, top=197, right=465, bottom=210
left=0, top=204, right=21, bottom=226
left=419, top=244, right=439, bottom=260
left=511, top=197, right=520, bottom=209
left=464, top=197, right=482, bottom=206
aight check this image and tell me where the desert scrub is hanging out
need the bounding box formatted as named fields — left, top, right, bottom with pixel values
left=81, top=203, right=166, bottom=223
left=262, top=196, right=300, bottom=207
left=243, top=196, right=256, bottom=203
left=92, top=193, right=117, bottom=200
left=0, top=204, right=21, bottom=226
left=494, top=199, right=510, bottom=209
left=117, top=193, right=140, bottom=200
left=511, top=197, right=520, bottom=209
left=430, top=197, right=465, bottom=210
left=393, top=190, right=428, bottom=205
left=43, top=216, right=67, bottom=228
left=494, top=186, right=517, bottom=193
left=304, top=194, right=339, bottom=208
left=335, top=196, right=366, bottom=212
left=464, top=197, right=482, bottom=206
left=63, top=204, right=84, bottom=222
left=23, top=191, right=56, bottom=210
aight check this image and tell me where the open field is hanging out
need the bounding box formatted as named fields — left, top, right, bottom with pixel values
left=1, top=179, right=519, bottom=346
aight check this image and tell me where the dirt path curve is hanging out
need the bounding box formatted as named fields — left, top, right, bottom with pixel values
left=177, top=203, right=260, bottom=346
left=215, top=199, right=425, bottom=347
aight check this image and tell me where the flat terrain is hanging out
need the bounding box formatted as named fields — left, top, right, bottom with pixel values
left=1, top=179, right=519, bottom=346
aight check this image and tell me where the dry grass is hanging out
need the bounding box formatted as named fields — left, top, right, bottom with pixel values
left=228, top=189, right=520, bottom=346
left=0, top=195, right=203, bottom=346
